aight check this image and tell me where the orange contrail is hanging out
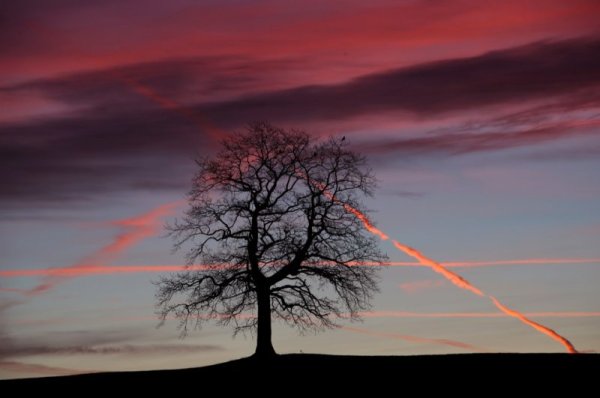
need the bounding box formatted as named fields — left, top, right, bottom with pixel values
left=344, top=205, right=578, bottom=353
left=391, top=241, right=485, bottom=296
left=489, top=296, right=577, bottom=353
left=341, top=326, right=487, bottom=352
left=342, top=204, right=389, bottom=240
left=25, top=201, right=183, bottom=295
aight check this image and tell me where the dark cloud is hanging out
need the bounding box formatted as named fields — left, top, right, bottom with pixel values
left=0, top=360, right=88, bottom=376
left=0, top=327, right=222, bottom=363
left=201, top=36, right=600, bottom=125
left=0, top=1, right=136, bottom=64
left=0, top=107, right=199, bottom=207
left=9, top=36, right=598, bottom=124
left=0, top=55, right=298, bottom=207
left=515, top=143, right=600, bottom=162
left=3, top=54, right=298, bottom=105
left=357, top=119, right=600, bottom=157
left=1, top=36, right=598, bottom=207
left=0, top=343, right=221, bottom=358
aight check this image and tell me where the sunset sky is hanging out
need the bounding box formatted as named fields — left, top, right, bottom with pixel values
left=1, top=0, right=600, bottom=379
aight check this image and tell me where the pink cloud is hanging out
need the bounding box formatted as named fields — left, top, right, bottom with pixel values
left=3, top=1, right=598, bottom=86
left=400, top=279, right=445, bottom=294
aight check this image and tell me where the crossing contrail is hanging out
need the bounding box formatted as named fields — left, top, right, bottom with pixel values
left=23, top=201, right=183, bottom=295
left=3, top=258, right=597, bottom=278
left=342, top=204, right=578, bottom=353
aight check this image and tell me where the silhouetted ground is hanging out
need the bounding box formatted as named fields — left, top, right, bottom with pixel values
left=3, top=354, right=597, bottom=391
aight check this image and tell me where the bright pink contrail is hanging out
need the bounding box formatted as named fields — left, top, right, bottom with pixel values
left=343, top=204, right=578, bottom=353
left=489, top=296, right=577, bottom=353
left=342, top=204, right=389, bottom=240
left=391, top=241, right=485, bottom=296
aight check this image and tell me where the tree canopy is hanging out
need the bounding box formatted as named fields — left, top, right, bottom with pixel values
left=155, top=122, right=386, bottom=356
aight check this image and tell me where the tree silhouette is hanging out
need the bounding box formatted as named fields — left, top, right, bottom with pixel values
left=155, top=122, right=386, bottom=357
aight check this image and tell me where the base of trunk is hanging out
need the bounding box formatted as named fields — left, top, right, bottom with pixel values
left=255, top=283, right=275, bottom=359
left=253, top=345, right=277, bottom=359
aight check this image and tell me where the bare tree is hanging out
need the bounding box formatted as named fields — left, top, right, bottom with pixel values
left=155, top=122, right=386, bottom=357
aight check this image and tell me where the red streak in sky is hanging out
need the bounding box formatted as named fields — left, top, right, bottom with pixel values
left=342, top=204, right=389, bottom=240
left=101, top=200, right=184, bottom=260
left=344, top=205, right=578, bottom=353
left=489, top=296, right=577, bottom=353
left=391, top=241, right=485, bottom=296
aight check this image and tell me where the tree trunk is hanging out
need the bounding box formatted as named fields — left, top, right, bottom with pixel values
left=255, top=284, right=276, bottom=358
